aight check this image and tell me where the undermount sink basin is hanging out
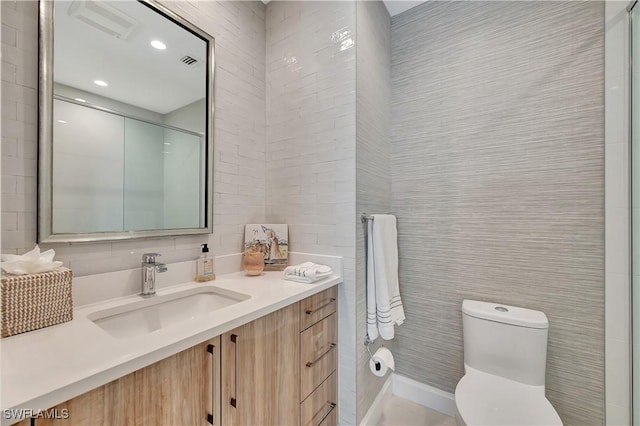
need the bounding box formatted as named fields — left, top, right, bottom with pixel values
left=88, top=287, right=250, bottom=339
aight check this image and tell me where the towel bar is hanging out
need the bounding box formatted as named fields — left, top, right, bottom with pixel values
left=360, top=213, right=394, bottom=223
left=361, top=214, right=374, bottom=223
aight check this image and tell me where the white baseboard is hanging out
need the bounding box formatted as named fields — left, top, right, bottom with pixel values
left=392, top=374, right=456, bottom=417
left=358, top=373, right=456, bottom=425
left=359, top=375, right=393, bottom=426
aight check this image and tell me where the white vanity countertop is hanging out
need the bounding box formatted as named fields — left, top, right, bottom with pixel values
left=1, top=271, right=341, bottom=423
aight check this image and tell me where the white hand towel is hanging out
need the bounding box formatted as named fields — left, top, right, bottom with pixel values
left=284, top=262, right=333, bottom=284
left=367, top=221, right=380, bottom=341
left=366, top=215, right=405, bottom=341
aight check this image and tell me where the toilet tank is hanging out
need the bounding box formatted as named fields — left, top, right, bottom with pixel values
left=462, top=300, right=549, bottom=386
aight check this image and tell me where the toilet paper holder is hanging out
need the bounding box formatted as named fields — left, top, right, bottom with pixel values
left=364, top=335, right=381, bottom=371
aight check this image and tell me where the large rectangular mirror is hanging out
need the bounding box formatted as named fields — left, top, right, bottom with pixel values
left=38, top=0, right=214, bottom=243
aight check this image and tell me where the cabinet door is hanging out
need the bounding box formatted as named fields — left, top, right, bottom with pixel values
left=136, top=336, right=220, bottom=425
left=34, top=337, right=220, bottom=426
left=221, top=304, right=300, bottom=425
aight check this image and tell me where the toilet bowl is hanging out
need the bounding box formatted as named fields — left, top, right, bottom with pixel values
left=454, top=300, right=562, bottom=426
left=455, top=368, right=562, bottom=425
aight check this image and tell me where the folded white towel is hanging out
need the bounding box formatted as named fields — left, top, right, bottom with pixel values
left=284, top=262, right=333, bottom=284
left=367, top=214, right=405, bottom=341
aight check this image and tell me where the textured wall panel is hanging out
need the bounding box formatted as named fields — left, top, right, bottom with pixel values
left=2, top=0, right=266, bottom=275
left=355, top=1, right=392, bottom=422
left=390, top=2, right=605, bottom=425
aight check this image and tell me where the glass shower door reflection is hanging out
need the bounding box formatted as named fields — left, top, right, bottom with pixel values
left=632, top=4, right=640, bottom=424
left=52, top=98, right=205, bottom=234
left=123, top=118, right=205, bottom=231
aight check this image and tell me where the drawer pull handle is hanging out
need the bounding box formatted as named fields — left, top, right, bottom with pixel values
left=230, top=333, right=238, bottom=408
left=306, top=298, right=336, bottom=315
left=306, top=343, right=337, bottom=368
left=317, top=402, right=337, bottom=426
left=207, top=344, right=215, bottom=424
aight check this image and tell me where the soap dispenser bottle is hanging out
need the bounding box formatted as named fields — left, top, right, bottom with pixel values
left=195, top=243, right=216, bottom=282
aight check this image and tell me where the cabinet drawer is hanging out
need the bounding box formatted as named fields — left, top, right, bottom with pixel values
left=300, top=286, right=337, bottom=331
left=300, top=312, right=337, bottom=400
left=301, top=372, right=337, bottom=426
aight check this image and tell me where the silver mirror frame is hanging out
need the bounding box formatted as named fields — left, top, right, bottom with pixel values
left=38, top=0, right=215, bottom=243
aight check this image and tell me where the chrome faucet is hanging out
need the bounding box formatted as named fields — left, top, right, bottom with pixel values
left=141, top=253, right=168, bottom=297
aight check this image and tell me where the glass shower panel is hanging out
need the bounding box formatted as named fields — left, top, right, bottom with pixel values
left=52, top=99, right=125, bottom=233
left=123, top=119, right=204, bottom=231
left=633, top=4, right=640, bottom=424
left=51, top=99, right=204, bottom=234
left=123, top=118, right=165, bottom=231
left=162, top=128, right=204, bottom=229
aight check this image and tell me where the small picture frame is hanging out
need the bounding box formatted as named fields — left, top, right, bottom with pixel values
left=244, top=224, right=289, bottom=271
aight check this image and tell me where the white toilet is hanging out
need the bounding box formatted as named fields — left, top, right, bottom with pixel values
left=454, top=300, right=563, bottom=426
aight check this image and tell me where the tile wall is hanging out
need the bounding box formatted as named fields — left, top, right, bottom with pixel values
left=264, top=2, right=357, bottom=423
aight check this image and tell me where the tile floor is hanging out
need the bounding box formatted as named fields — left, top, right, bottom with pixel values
left=369, top=395, right=457, bottom=426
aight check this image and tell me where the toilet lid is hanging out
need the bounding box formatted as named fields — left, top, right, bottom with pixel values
left=455, top=370, right=563, bottom=426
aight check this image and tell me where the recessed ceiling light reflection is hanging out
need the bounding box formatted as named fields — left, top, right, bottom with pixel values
left=94, top=80, right=108, bottom=87
left=150, top=40, right=166, bottom=50
left=74, top=98, right=87, bottom=103
left=57, top=120, right=67, bottom=124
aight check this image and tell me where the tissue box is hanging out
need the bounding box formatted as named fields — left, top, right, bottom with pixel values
left=1, top=268, right=73, bottom=338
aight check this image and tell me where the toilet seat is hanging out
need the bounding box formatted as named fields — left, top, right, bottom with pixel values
left=455, top=369, right=562, bottom=426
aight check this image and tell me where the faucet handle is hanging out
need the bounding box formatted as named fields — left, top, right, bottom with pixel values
left=142, top=253, right=161, bottom=263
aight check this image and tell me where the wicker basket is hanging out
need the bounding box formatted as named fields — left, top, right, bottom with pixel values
left=1, top=268, right=73, bottom=338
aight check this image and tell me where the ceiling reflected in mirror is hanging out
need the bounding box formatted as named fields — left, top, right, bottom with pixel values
left=54, top=0, right=206, bottom=117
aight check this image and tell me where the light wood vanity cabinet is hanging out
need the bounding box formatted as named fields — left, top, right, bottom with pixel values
left=24, top=286, right=338, bottom=426
left=34, top=336, right=221, bottom=426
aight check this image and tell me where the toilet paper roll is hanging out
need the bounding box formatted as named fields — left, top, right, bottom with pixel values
left=369, top=347, right=395, bottom=377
